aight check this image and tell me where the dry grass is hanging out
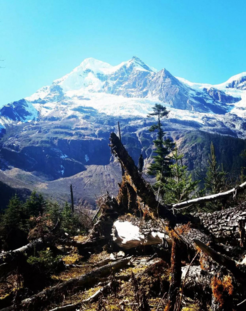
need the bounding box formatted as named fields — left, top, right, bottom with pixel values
left=62, top=252, right=82, bottom=265
left=73, top=235, right=89, bottom=243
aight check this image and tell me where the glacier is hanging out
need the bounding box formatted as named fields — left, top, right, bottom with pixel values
left=1, top=56, right=246, bottom=138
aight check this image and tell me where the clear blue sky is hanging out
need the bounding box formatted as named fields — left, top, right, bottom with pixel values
left=0, top=0, right=246, bottom=105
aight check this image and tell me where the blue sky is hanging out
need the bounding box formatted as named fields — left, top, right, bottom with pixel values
left=0, top=0, right=246, bottom=105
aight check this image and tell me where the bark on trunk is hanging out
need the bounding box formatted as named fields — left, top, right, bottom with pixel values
left=164, top=238, right=182, bottom=311
left=194, top=239, right=246, bottom=283
left=193, top=205, right=246, bottom=246
left=109, top=132, right=176, bottom=223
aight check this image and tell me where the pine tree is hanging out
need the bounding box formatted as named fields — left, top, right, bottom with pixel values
left=0, top=195, right=28, bottom=249
left=163, top=148, right=198, bottom=204
left=147, top=104, right=175, bottom=195
left=25, top=191, right=45, bottom=217
left=45, top=201, right=61, bottom=226
left=61, top=202, right=79, bottom=235
left=205, top=142, right=227, bottom=194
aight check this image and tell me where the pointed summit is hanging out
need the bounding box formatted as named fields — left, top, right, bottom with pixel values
left=126, top=56, right=153, bottom=72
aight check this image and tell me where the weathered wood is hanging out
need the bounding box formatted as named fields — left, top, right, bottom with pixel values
left=194, top=239, right=246, bottom=282
left=164, top=238, right=182, bottom=311
left=177, top=251, right=200, bottom=310
left=181, top=265, right=211, bottom=288
left=110, top=133, right=246, bottom=249
left=172, top=181, right=246, bottom=209
left=70, top=184, right=74, bottom=213
left=118, top=121, right=124, bottom=176
left=0, top=238, right=43, bottom=264
left=49, top=282, right=113, bottom=311
left=112, top=218, right=170, bottom=249
left=6, top=257, right=131, bottom=311
left=109, top=132, right=176, bottom=222
left=49, top=303, right=81, bottom=311
left=193, top=205, right=246, bottom=245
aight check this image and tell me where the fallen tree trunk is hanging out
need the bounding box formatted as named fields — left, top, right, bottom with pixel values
left=2, top=257, right=131, bottom=311
left=49, top=281, right=114, bottom=311
left=181, top=265, right=211, bottom=289
left=0, top=238, right=43, bottom=264
left=49, top=303, right=81, bottom=311
left=110, top=132, right=246, bottom=248
left=193, top=205, right=246, bottom=246
left=172, top=181, right=246, bottom=209
left=194, top=239, right=246, bottom=283
left=109, top=132, right=176, bottom=222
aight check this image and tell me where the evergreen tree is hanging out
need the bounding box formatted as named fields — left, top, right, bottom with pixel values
left=205, top=142, right=227, bottom=194
left=163, top=148, right=198, bottom=204
left=61, top=202, right=79, bottom=235
left=25, top=191, right=45, bottom=217
left=0, top=195, right=28, bottom=249
left=45, top=201, right=61, bottom=225
left=147, top=104, right=175, bottom=194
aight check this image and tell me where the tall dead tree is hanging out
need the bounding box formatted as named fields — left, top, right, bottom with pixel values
left=70, top=184, right=74, bottom=213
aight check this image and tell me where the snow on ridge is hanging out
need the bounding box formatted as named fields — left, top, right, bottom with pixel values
left=26, top=86, right=50, bottom=101
left=31, top=89, right=207, bottom=126
left=16, top=57, right=246, bottom=131
left=176, top=77, right=212, bottom=91
left=124, top=56, right=153, bottom=72
left=222, top=72, right=246, bottom=85
left=214, top=72, right=246, bottom=89
left=0, top=120, right=5, bottom=129
left=23, top=101, right=39, bottom=121
left=177, top=73, right=246, bottom=93
left=47, top=57, right=154, bottom=93
left=77, top=57, right=113, bottom=74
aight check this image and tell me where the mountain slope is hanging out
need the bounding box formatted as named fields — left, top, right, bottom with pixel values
left=1, top=57, right=246, bottom=208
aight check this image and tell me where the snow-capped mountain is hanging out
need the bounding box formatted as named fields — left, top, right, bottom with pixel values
left=26, top=55, right=241, bottom=115
left=1, top=56, right=246, bottom=139
left=1, top=57, right=246, bottom=207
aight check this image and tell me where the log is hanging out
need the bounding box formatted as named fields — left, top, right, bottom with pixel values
left=49, top=282, right=113, bottom=311
left=181, top=265, right=211, bottom=289
left=0, top=238, right=43, bottom=264
left=112, top=219, right=170, bottom=249
left=172, top=181, right=246, bottom=209
left=0, top=217, right=62, bottom=265
left=49, top=303, right=80, bottom=311
left=109, top=133, right=246, bottom=248
left=194, top=239, right=246, bottom=283
left=193, top=205, right=246, bottom=246
left=5, top=257, right=131, bottom=311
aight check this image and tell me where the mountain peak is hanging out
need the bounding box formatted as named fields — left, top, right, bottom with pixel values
left=78, top=58, right=112, bottom=74
left=126, top=56, right=153, bottom=72
left=130, top=56, right=144, bottom=63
